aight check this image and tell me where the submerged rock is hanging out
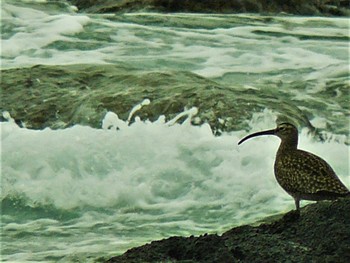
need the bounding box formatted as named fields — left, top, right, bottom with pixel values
left=106, top=197, right=350, bottom=262
left=69, top=0, right=350, bottom=16
left=1, top=64, right=314, bottom=134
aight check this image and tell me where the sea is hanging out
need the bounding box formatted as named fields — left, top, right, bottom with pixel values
left=1, top=0, right=349, bottom=262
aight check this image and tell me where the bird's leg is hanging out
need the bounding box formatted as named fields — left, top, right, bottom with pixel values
left=294, top=198, right=300, bottom=212
left=294, top=197, right=300, bottom=217
left=282, top=197, right=301, bottom=221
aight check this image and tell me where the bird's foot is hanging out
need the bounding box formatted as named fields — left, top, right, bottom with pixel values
left=282, top=209, right=300, bottom=222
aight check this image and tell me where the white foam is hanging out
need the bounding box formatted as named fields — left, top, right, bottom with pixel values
left=2, top=108, right=348, bottom=212
left=1, top=3, right=90, bottom=59
left=2, top=6, right=348, bottom=83
left=1, top=107, right=349, bottom=261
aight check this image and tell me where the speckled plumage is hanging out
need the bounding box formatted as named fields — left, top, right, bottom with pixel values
left=238, top=123, right=349, bottom=211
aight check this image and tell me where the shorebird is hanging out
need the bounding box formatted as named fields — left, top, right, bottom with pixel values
left=238, top=123, right=349, bottom=211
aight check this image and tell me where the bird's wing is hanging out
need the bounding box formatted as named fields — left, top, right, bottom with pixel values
left=276, top=150, right=349, bottom=195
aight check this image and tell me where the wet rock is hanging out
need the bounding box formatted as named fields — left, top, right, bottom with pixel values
left=106, top=197, right=350, bottom=262
left=1, top=64, right=314, bottom=134
left=69, top=0, right=350, bottom=16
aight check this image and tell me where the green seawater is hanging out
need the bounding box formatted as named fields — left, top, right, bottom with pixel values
left=1, top=1, right=349, bottom=262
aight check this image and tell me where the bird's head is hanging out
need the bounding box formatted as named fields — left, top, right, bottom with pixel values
left=238, top=123, right=298, bottom=145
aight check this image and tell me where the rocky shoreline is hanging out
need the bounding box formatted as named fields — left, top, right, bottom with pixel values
left=69, top=0, right=350, bottom=16
left=105, top=197, right=350, bottom=263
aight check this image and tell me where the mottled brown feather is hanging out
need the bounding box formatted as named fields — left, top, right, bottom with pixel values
left=275, top=149, right=349, bottom=200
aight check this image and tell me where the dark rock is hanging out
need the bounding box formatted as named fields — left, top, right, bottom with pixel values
left=109, top=234, right=235, bottom=262
left=69, top=0, right=350, bottom=16
left=106, top=197, right=350, bottom=262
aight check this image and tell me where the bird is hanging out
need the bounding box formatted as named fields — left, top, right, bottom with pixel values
left=238, top=122, right=349, bottom=212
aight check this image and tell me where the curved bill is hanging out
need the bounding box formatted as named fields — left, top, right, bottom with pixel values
left=238, top=129, right=276, bottom=145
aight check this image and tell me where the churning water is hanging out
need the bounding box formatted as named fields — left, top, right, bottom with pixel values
left=1, top=1, right=349, bottom=262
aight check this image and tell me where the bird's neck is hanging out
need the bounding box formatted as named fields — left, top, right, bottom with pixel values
left=278, top=137, right=298, bottom=153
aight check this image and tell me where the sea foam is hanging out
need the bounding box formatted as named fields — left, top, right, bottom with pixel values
left=2, top=103, right=348, bottom=217
left=1, top=103, right=349, bottom=262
